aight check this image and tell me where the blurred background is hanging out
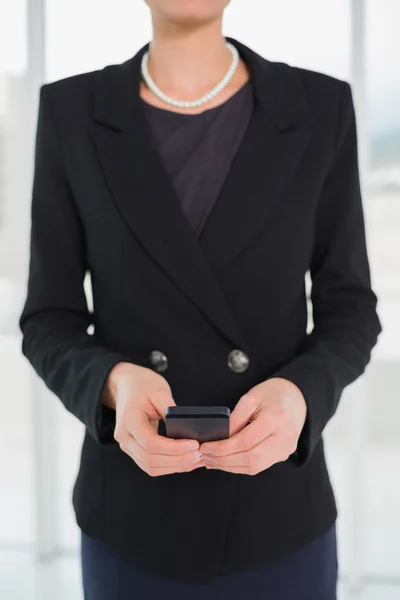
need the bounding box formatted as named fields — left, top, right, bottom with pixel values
left=0, top=1, right=399, bottom=599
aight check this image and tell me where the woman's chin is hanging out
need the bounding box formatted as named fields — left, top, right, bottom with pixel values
left=148, top=0, right=231, bottom=26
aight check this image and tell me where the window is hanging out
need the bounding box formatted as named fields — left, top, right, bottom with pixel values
left=1, top=1, right=398, bottom=598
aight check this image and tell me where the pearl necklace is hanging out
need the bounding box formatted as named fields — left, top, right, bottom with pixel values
left=140, top=41, right=240, bottom=109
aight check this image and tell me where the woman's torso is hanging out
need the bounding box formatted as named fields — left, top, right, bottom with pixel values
left=36, top=39, right=344, bottom=582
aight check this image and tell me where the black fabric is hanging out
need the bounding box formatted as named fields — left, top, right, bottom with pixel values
left=81, top=524, right=338, bottom=599
left=19, top=37, right=382, bottom=584
left=141, top=80, right=254, bottom=236
left=140, top=85, right=313, bottom=467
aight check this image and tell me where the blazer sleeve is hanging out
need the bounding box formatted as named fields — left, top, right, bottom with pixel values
left=19, top=83, right=133, bottom=444
left=271, top=81, right=382, bottom=466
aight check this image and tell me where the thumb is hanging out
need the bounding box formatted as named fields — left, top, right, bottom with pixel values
left=150, top=387, right=177, bottom=423
left=230, top=392, right=259, bottom=437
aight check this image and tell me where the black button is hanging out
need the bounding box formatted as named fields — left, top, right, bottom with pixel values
left=227, top=349, right=250, bottom=373
left=148, top=350, right=168, bottom=372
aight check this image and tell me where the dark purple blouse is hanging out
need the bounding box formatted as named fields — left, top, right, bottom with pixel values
left=140, top=79, right=254, bottom=237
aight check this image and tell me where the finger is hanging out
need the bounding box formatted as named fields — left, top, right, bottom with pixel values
left=203, top=459, right=287, bottom=475
left=202, top=434, right=282, bottom=468
left=203, top=451, right=289, bottom=474
left=134, top=449, right=204, bottom=477
left=229, top=392, right=259, bottom=437
left=203, top=444, right=289, bottom=475
left=148, top=387, right=177, bottom=422
left=144, top=462, right=204, bottom=477
left=120, top=433, right=203, bottom=469
left=201, top=412, right=274, bottom=457
left=130, top=411, right=199, bottom=455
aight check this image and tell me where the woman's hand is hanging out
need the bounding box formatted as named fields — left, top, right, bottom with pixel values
left=103, top=363, right=202, bottom=476
left=199, top=377, right=307, bottom=475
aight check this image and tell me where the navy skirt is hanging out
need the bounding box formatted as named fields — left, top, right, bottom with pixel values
left=81, top=523, right=338, bottom=600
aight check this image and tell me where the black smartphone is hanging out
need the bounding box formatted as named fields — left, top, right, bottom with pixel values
left=164, top=406, right=230, bottom=443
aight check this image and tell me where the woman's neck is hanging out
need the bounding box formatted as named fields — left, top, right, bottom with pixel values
left=146, top=17, right=235, bottom=99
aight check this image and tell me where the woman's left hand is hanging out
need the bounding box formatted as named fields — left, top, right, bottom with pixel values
left=199, top=378, right=307, bottom=474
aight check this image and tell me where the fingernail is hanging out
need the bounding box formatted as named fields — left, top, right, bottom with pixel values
left=201, top=447, right=212, bottom=454
left=187, top=442, right=199, bottom=451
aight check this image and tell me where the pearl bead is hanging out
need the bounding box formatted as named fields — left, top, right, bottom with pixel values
left=140, top=41, right=240, bottom=109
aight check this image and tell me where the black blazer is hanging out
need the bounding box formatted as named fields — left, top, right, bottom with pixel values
left=19, top=37, right=382, bottom=583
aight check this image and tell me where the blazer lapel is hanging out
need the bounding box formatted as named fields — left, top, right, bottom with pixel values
left=87, top=38, right=311, bottom=351
left=88, top=43, right=249, bottom=351
left=198, top=37, right=312, bottom=273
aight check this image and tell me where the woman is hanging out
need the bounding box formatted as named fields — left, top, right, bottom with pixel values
left=19, top=1, right=382, bottom=598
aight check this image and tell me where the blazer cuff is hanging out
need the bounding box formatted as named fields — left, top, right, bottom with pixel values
left=88, top=354, right=132, bottom=445
left=269, top=361, right=321, bottom=468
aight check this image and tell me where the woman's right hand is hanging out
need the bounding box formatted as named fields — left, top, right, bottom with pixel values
left=102, top=362, right=203, bottom=476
